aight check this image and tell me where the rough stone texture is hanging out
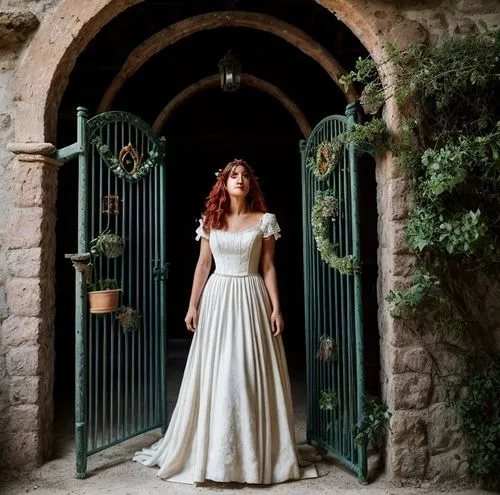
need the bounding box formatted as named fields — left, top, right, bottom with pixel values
left=392, top=372, right=432, bottom=410
left=0, top=9, right=39, bottom=48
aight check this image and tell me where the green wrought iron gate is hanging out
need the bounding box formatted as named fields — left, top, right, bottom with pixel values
left=300, top=103, right=366, bottom=481
left=57, top=108, right=168, bottom=478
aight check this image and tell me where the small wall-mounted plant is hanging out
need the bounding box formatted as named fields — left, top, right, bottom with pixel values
left=319, top=389, right=337, bottom=411
left=317, top=334, right=338, bottom=363
left=115, top=306, right=141, bottom=332
left=89, top=229, right=124, bottom=258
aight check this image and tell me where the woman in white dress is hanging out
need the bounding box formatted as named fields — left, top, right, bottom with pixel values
left=133, top=158, right=317, bottom=484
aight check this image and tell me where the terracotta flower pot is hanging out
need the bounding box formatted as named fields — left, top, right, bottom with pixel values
left=88, top=289, right=121, bottom=314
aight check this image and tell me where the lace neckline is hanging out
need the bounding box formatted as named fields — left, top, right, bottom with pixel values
left=215, top=213, right=267, bottom=234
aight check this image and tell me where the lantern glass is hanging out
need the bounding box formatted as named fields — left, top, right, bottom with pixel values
left=218, top=50, right=241, bottom=92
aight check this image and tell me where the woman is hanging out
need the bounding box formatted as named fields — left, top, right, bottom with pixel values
left=133, top=158, right=318, bottom=484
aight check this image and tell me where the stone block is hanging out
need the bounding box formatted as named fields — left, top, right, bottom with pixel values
left=6, top=278, right=41, bottom=316
left=0, top=9, right=39, bottom=48
left=391, top=373, right=431, bottom=410
left=0, top=431, right=40, bottom=469
left=1, top=316, right=41, bottom=347
left=392, top=346, right=432, bottom=374
left=6, top=248, right=43, bottom=277
left=387, top=19, right=428, bottom=50
left=8, top=160, right=58, bottom=208
left=390, top=254, right=415, bottom=278
left=428, top=402, right=462, bottom=454
left=6, top=346, right=39, bottom=376
left=390, top=443, right=428, bottom=479
left=9, top=376, right=40, bottom=404
left=5, top=404, right=39, bottom=432
left=391, top=409, right=428, bottom=448
left=386, top=178, right=412, bottom=221
left=455, top=0, right=500, bottom=14
left=8, top=208, right=43, bottom=249
left=428, top=448, right=468, bottom=482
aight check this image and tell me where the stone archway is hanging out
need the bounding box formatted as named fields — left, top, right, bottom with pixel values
left=97, top=11, right=358, bottom=113
left=7, top=0, right=426, bottom=478
left=152, top=73, right=312, bottom=137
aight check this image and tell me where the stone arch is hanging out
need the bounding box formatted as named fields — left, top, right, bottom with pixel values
left=8, top=0, right=428, bottom=476
left=97, top=11, right=358, bottom=113
left=152, top=73, right=312, bottom=137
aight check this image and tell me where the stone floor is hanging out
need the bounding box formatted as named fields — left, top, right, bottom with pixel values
left=0, top=345, right=492, bottom=495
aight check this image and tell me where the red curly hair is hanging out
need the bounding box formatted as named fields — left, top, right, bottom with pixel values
left=201, top=159, right=268, bottom=233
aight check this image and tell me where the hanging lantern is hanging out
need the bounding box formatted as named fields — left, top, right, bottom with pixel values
left=218, top=50, right=241, bottom=92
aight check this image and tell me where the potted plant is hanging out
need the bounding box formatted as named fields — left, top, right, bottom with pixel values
left=88, top=278, right=121, bottom=313
left=89, top=229, right=124, bottom=258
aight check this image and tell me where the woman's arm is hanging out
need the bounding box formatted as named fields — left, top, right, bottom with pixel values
left=185, top=238, right=212, bottom=332
left=260, top=237, right=284, bottom=336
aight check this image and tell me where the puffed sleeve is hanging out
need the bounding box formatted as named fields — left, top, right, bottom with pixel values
left=195, top=218, right=209, bottom=241
left=262, top=213, right=281, bottom=240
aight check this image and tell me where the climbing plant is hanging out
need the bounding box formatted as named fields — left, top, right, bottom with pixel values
left=341, top=29, right=500, bottom=486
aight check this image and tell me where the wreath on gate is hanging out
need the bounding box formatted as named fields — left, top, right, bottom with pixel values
left=307, top=139, right=343, bottom=180
left=92, top=136, right=162, bottom=182
left=311, top=189, right=360, bottom=275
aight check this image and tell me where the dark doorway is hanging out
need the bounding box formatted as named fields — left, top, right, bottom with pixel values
left=54, top=0, right=376, bottom=459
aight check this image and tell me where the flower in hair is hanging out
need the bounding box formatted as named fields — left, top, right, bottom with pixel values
left=214, top=168, right=223, bottom=179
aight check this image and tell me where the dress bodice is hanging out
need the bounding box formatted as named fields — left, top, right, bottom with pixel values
left=195, top=213, right=281, bottom=276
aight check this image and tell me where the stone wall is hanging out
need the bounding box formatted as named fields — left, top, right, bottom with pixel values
left=0, top=0, right=499, bottom=482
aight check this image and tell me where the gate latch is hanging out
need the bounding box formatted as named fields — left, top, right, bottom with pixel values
left=153, top=262, right=170, bottom=281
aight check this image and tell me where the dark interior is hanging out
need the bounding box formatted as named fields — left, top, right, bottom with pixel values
left=54, top=0, right=379, bottom=434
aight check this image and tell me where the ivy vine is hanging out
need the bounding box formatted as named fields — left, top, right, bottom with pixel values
left=342, top=29, right=500, bottom=486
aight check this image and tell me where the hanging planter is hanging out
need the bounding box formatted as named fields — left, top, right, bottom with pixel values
left=311, top=189, right=360, bottom=275
left=115, top=306, right=141, bottom=332
left=317, top=334, right=338, bottom=363
left=307, top=139, right=343, bottom=180
left=88, top=279, right=121, bottom=314
left=90, top=229, right=125, bottom=258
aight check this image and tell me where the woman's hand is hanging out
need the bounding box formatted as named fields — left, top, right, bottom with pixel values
left=271, top=309, right=284, bottom=337
left=185, top=306, right=198, bottom=332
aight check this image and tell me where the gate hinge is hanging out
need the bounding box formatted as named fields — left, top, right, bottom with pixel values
left=153, top=263, right=170, bottom=281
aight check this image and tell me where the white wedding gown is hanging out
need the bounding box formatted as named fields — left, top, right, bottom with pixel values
left=132, top=213, right=317, bottom=484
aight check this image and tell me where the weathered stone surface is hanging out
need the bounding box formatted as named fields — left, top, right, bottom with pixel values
left=0, top=431, right=40, bottom=469
left=428, top=447, right=468, bottom=482
left=8, top=160, right=58, bottom=207
left=0, top=113, right=11, bottom=129
left=0, top=9, right=39, bottom=48
left=378, top=219, right=409, bottom=255
left=6, top=345, right=39, bottom=376
left=453, top=17, right=479, bottom=35
left=428, top=402, right=462, bottom=454
left=9, top=376, right=40, bottom=404
left=7, top=208, right=43, bottom=249
left=391, top=254, right=415, bottom=278
left=5, top=404, right=39, bottom=431
left=386, top=178, right=411, bottom=221
left=391, top=410, right=428, bottom=448
left=455, top=0, right=500, bottom=14
left=386, top=19, right=428, bottom=50
left=390, top=444, right=428, bottom=479
left=6, top=248, right=42, bottom=277
left=6, top=278, right=41, bottom=316
left=7, top=142, right=55, bottom=155
left=1, top=315, right=41, bottom=347
left=392, top=373, right=431, bottom=410
left=392, top=346, right=432, bottom=374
